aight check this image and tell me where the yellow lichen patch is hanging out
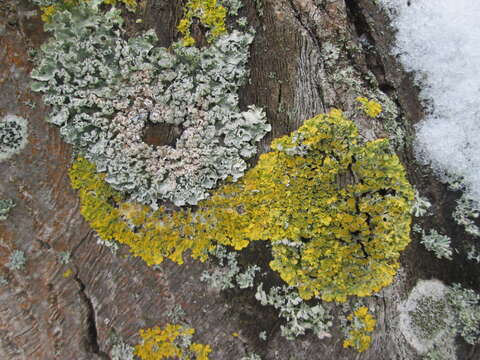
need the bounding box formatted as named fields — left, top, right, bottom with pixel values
left=62, top=268, right=73, bottom=278
left=70, top=109, right=413, bottom=302
left=69, top=157, right=215, bottom=266
left=343, top=306, right=376, bottom=352
left=220, top=110, right=413, bottom=301
left=178, top=0, right=228, bottom=46
left=356, top=96, right=383, bottom=118
left=39, top=0, right=137, bottom=23
left=134, top=324, right=212, bottom=360
left=40, top=5, right=59, bottom=22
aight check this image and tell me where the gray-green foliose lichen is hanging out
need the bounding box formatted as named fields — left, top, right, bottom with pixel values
left=0, top=199, right=15, bottom=220
left=31, top=1, right=270, bottom=208
left=420, top=229, right=452, bottom=260
left=0, top=115, right=28, bottom=162
left=6, top=250, right=26, bottom=271
left=30, top=0, right=57, bottom=5
left=220, top=0, right=243, bottom=15
left=255, top=283, right=332, bottom=340
left=453, top=192, right=480, bottom=238
left=200, top=245, right=260, bottom=290
left=446, top=283, right=480, bottom=345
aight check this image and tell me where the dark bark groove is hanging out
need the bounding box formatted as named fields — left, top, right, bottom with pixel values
left=73, top=274, right=110, bottom=359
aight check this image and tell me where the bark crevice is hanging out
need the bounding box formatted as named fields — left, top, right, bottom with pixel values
left=73, top=274, right=110, bottom=360
left=344, top=0, right=395, bottom=94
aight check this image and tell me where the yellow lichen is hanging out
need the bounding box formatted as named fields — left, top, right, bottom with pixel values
left=62, top=268, right=73, bottom=278
left=69, top=157, right=215, bottom=266
left=134, top=324, right=212, bottom=360
left=70, top=109, right=413, bottom=302
left=177, top=0, right=228, bottom=46
left=343, top=306, right=376, bottom=352
left=39, top=0, right=137, bottom=23
left=356, top=96, right=383, bottom=118
left=40, top=5, right=59, bottom=22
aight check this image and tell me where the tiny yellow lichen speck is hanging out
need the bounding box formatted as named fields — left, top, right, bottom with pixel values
left=62, top=268, right=73, bottom=278
left=356, top=96, right=383, bottom=118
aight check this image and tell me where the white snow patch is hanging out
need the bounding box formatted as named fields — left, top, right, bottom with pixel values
left=379, top=0, right=480, bottom=202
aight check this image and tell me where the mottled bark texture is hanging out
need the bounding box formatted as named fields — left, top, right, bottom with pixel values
left=0, top=0, right=479, bottom=359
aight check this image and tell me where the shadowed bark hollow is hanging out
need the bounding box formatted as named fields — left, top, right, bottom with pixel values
left=143, top=123, right=182, bottom=148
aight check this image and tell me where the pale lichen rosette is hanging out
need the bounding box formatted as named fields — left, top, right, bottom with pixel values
left=31, top=1, right=270, bottom=207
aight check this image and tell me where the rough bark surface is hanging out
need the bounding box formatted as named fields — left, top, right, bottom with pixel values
left=1, top=0, right=479, bottom=359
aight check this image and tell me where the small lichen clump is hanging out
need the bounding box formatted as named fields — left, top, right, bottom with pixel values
left=411, top=188, right=431, bottom=217
left=6, top=250, right=27, bottom=271
left=111, top=341, right=135, bottom=360
left=446, top=283, right=480, bottom=345
left=255, top=284, right=332, bottom=340
left=31, top=0, right=137, bottom=23
left=134, top=324, right=211, bottom=360
left=356, top=96, right=382, bottom=118
left=32, top=0, right=270, bottom=207
left=420, top=229, right=453, bottom=260
left=453, top=193, right=480, bottom=238
left=0, top=199, right=15, bottom=221
left=342, top=306, right=376, bottom=352
left=200, top=246, right=260, bottom=290
left=57, top=251, right=71, bottom=264
left=178, top=0, right=227, bottom=46
left=0, top=115, right=28, bottom=162
left=70, top=109, right=413, bottom=302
